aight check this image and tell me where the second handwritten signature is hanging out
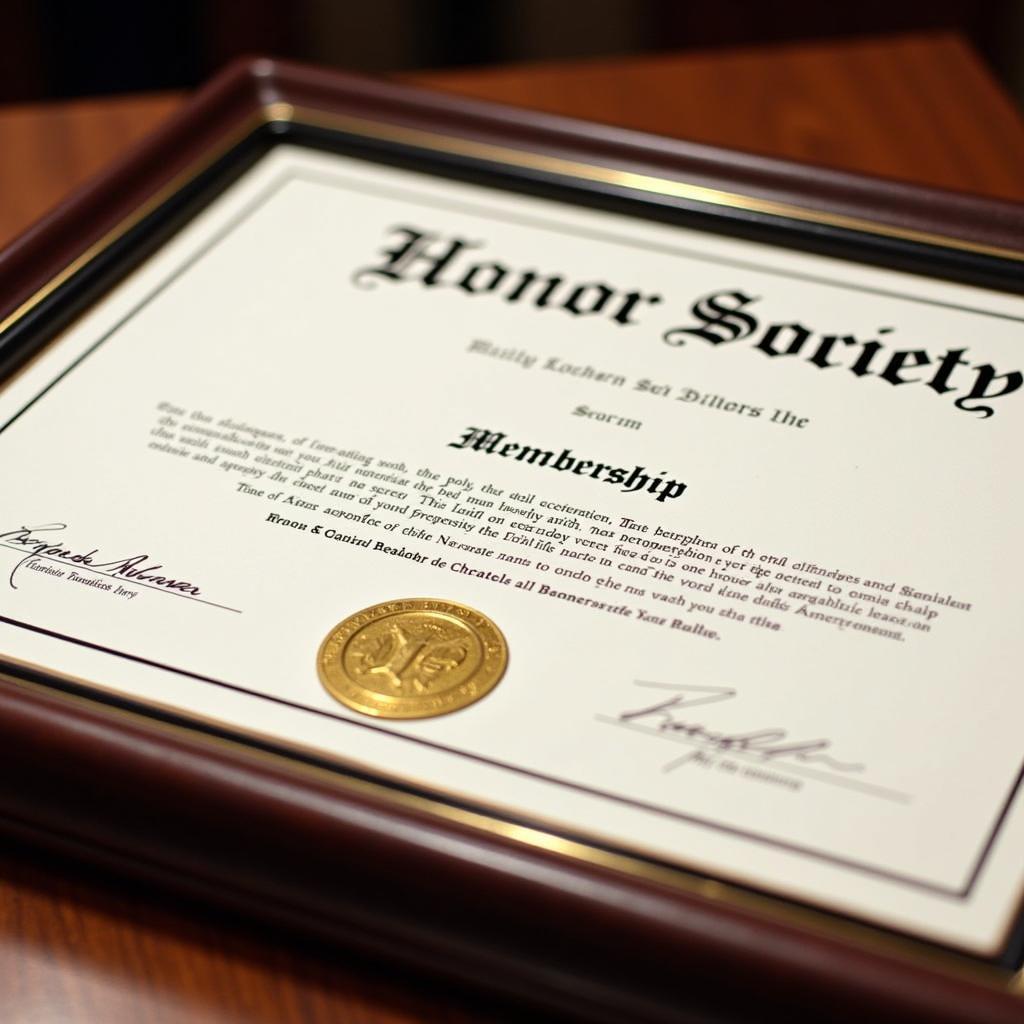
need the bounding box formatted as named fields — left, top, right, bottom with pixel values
left=615, top=682, right=866, bottom=776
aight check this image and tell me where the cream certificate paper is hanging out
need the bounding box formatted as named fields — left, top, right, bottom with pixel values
left=1, top=145, right=1023, bottom=954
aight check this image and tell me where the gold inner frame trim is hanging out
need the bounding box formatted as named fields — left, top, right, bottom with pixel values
left=0, top=95, right=1022, bottom=996
left=281, top=101, right=1024, bottom=264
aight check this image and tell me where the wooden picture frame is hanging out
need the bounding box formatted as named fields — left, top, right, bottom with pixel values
left=0, top=58, right=1021, bottom=1023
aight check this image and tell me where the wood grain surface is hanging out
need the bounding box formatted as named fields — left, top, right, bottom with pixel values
left=0, top=839, right=550, bottom=1024
left=0, top=32, right=1022, bottom=1024
left=1, top=32, right=1022, bottom=251
left=407, top=32, right=1024, bottom=201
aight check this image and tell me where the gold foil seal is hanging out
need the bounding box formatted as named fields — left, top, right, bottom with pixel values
left=317, top=598, right=508, bottom=719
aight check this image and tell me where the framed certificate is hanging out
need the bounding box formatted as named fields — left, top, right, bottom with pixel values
left=1, top=58, right=1022, bottom=1022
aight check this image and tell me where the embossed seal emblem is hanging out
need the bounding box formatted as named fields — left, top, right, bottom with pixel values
left=317, top=598, right=508, bottom=719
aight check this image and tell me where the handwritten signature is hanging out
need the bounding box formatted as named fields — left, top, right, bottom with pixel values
left=616, top=682, right=865, bottom=775
left=0, top=522, right=202, bottom=597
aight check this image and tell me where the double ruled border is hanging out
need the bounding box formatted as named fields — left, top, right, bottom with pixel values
left=0, top=94, right=1022, bottom=999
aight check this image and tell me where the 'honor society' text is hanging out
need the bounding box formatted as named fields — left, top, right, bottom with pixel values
left=354, top=226, right=1021, bottom=419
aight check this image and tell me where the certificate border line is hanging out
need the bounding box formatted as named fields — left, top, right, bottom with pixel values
left=0, top=611, right=974, bottom=900
left=0, top=151, right=1021, bottom=914
left=0, top=172, right=295, bottom=438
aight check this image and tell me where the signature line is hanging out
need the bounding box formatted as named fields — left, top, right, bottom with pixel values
left=596, top=714, right=912, bottom=804
left=1, top=543, right=242, bottom=614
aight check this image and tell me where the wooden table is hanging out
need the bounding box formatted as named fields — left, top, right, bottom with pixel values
left=1, top=32, right=1022, bottom=1024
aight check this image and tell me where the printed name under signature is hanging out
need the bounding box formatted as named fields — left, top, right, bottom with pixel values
left=0, top=522, right=202, bottom=596
left=616, top=683, right=866, bottom=774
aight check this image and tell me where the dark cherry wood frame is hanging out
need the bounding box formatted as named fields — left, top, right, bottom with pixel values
left=0, top=58, right=1022, bottom=1024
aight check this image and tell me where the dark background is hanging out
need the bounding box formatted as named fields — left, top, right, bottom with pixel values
left=1, top=0, right=1023, bottom=108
